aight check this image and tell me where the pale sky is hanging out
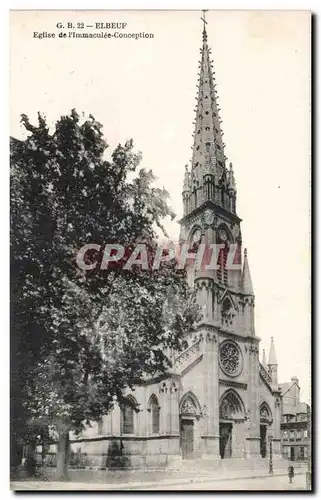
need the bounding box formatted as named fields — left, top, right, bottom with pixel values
left=10, top=10, right=311, bottom=402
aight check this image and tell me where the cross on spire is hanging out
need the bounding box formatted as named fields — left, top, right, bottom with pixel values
left=201, top=9, right=208, bottom=42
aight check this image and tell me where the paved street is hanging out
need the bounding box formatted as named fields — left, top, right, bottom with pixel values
left=145, top=473, right=308, bottom=491
left=11, top=472, right=308, bottom=491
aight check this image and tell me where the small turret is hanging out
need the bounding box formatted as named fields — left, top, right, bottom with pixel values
left=268, top=336, right=278, bottom=386
left=268, top=337, right=277, bottom=365
left=183, top=164, right=190, bottom=192
left=228, top=162, right=236, bottom=191
left=182, top=165, right=191, bottom=216
left=262, top=349, right=267, bottom=369
left=242, top=248, right=254, bottom=296
left=241, top=249, right=255, bottom=335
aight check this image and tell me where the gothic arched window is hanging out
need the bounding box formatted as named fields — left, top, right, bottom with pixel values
left=148, top=395, right=160, bottom=434
left=219, top=390, right=245, bottom=420
left=97, top=419, right=103, bottom=435
left=121, top=397, right=137, bottom=435
left=194, top=188, right=198, bottom=208
left=179, top=391, right=201, bottom=417
left=221, top=186, right=225, bottom=206
left=260, top=403, right=272, bottom=423
left=221, top=298, right=234, bottom=326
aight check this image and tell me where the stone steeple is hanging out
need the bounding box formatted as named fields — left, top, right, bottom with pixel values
left=191, top=18, right=226, bottom=178
left=182, top=12, right=237, bottom=217
left=268, top=337, right=277, bottom=366
left=268, top=336, right=278, bottom=386
left=242, top=248, right=254, bottom=296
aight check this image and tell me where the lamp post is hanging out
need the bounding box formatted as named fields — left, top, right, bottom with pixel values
left=268, top=435, right=274, bottom=474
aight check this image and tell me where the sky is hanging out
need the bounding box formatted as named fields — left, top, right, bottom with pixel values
left=10, top=10, right=311, bottom=402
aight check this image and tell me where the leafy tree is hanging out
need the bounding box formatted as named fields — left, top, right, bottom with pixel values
left=10, top=111, right=200, bottom=479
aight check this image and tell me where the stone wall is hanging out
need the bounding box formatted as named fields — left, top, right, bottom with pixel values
left=68, top=436, right=179, bottom=469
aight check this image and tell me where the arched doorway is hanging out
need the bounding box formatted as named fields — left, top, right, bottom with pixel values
left=219, top=390, right=245, bottom=459
left=260, top=402, right=273, bottom=458
left=179, top=392, right=201, bottom=460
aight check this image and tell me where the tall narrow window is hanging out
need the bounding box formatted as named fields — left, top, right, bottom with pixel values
left=121, top=398, right=135, bottom=435
left=204, top=177, right=211, bottom=200
left=217, top=244, right=228, bottom=286
left=97, top=419, right=103, bottom=435
left=221, top=187, right=224, bottom=206
left=149, top=395, right=160, bottom=434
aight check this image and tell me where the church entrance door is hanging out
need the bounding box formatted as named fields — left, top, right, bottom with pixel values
left=219, top=423, right=232, bottom=458
left=180, top=419, right=194, bottom=459
left=260, top=425, right=267, bottom=458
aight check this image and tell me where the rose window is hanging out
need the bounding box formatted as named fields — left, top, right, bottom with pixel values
left=219, top=341, right=242, bottom=376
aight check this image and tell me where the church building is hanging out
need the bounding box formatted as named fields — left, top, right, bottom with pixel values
left=68, top=17, right=283, bottom=469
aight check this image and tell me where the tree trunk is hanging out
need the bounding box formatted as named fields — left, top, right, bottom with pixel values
left=10, top=438, right=23, bottom=473
left=56, top=430, right=70, bottom=481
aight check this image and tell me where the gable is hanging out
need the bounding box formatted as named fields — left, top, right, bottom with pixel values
left=259, top=374, right=274, bottom=398
left=282, top=382, right=300, bottom=407
left=180, top=355, right=206, bottom=399
left=217, top=288, right=237, bottom=309
left=175, top=337, right=203, bottom=376
left=259, top=363, right=273, bottom=394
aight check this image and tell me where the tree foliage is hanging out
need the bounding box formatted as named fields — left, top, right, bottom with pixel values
left=10, top=111, right=200, bottom=469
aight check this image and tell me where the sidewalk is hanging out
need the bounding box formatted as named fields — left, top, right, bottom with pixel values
left=11, top=468, right=308, bottom=491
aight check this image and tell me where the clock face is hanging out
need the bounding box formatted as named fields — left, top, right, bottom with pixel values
left=203, top=208, right=214, bottom=226
left=219, top=229, right=228, bottom=242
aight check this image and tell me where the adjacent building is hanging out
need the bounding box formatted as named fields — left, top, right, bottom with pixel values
left=280, top=377, right=310, bottom=461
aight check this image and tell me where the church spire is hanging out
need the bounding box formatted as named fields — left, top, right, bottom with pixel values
left=242, top=248, right=254, bottom=296
left=268, top=336, right=278, bottom=366
left=262, top=349, right=267, bottom=369
left=268, top=336, right=278, bottom=386
left=182, top=12, right=237, bottom=217
left=190, top=11, right=226, bottom=181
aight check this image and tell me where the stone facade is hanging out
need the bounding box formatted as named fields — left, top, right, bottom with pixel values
left=60, top=20, right=284, bottom=469
left=280, top=378, right=310, bottom=461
